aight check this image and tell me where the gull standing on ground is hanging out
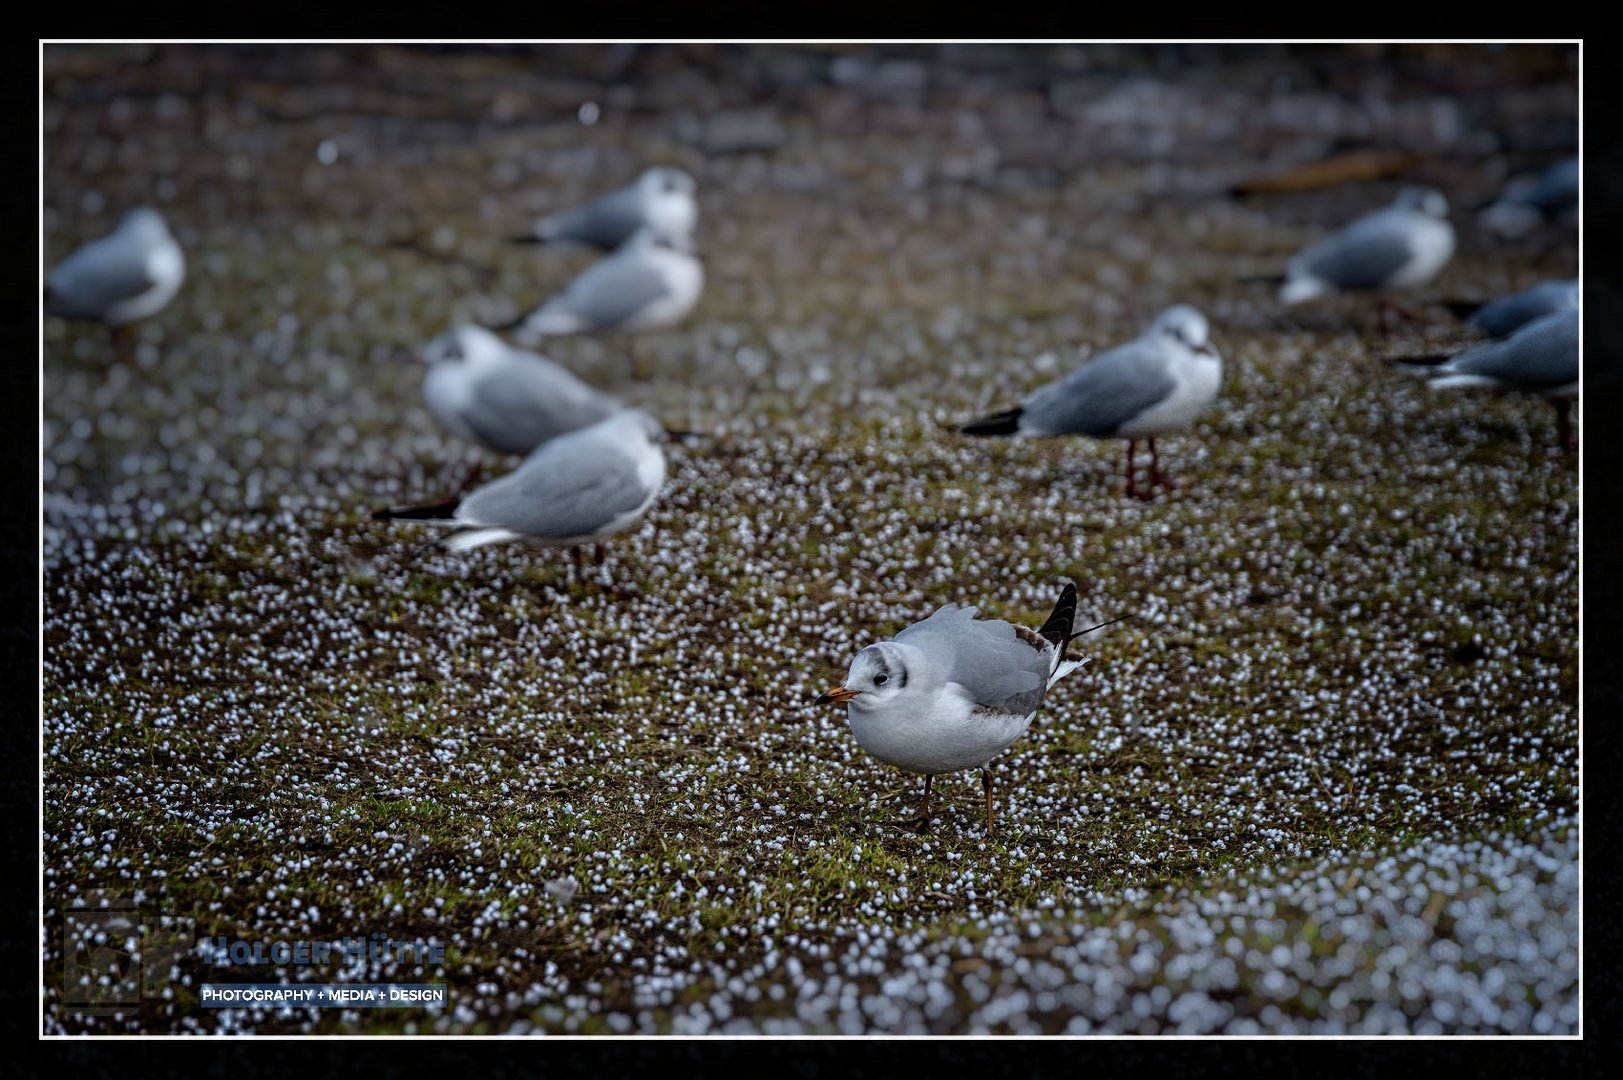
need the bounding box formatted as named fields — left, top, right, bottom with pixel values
left=1278, top=187, right=1455, bottom=325
left=1389, top=307, right=1579, bottom=451
left=815, top=583, right=1108, bottom=835
left=501, top=226, right=704, bottom=355
left=45, top=206, right=186, bottom=362
left=960, top=305, right=1222, bottom=500
left=1481, top=157, right=1579, bottom=239
left=1444, top=278, right=1578, bottom=340
left=421, top=324, right=622, bottom=456
left=510, top=166, right=698, bottom=252
left=372, top=408, right=668, bottom=559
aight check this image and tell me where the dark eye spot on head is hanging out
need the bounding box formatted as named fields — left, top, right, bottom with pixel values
left=873, top=674, right=888, bottom=685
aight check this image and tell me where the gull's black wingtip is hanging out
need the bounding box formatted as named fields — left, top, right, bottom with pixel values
left=960, top=407, right=1023, bottom=437
left=484, top=312, right=530, bottom=334
left=372, top=497, right=461, bottom=523
left=1038, top=582, right=1079, bottom=650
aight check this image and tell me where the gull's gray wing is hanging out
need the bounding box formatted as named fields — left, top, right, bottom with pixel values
left=45, top=233, right=159, bottom=318
left=1020, top=337, right=1176, bottom=437
left=463, top=360, right=622, bottom=455
left=894, top=604, right=1051, bottom=716
left=539, top=186, right=644, bottom=251
left=1444, top=308, right=1579, bottom=389
left=1293, top=209, right=1418, bottom=289
left=458, top=423, right=657, bottom=540
left=543, top=254, right=674, bottom=330
left=1468, top=280, right=1578, bottom=339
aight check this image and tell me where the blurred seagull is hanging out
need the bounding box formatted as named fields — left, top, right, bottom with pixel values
left=372, top=408, right=668, bottom=559
left=960, top=305, right=1222, bottom=500
left=815, top=583, right=1117, bottom=835
left=1481, top=157, right=1579, bottom=239
left=1444, top=278, right=1579, bottom=340
left=510, top=166, right=697, bottom=252
left=1276, top=187, right=1455, bottom=328
left=44, top=206, right=186, bottom=362
left=1389, top=307, right=1579, bottom=451
left=421, top=324, right=622, bottom=457
left=500, top=226, right=704, bottom=357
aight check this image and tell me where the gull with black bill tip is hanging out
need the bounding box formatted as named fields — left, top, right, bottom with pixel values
left=510, top=166, right=697, bottom=253
left=1388, top=307, right=1579, bottom=452
left=815, top=583, right=1123, bottom=835
left=1275, top=186, right=1455, bottom=330
left=45, top=206, right=186, bottom=363
left=372, top=407, right=669, bottom=565
left=960, top=305, right=1222, bottom=501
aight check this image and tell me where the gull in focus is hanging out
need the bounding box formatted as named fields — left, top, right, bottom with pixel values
left=501, top=226, right=704, bottom=358
left=1278, top=187, right=1455, bottom=327
left=815, top=583, right=1109, bottom=835
left=960, top=305, right=1222, bottom=500
left=44, top=206, right=186, bottom=362
left=421, top=324, right=622, bottom=457
left=372, top=408, right=668, bottom=559
left=1481, top=157, right=1579, bottom=239
left=1389, top=307, right=1579, bottom=451
left=510, top=166, right=698, bottom=252
left=1444, top=278, right=1578, bottom=340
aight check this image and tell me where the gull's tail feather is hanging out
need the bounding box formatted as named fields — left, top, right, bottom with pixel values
left=1426, top=373, right=1502, bottom=392
left=372, top=497, right=462, bottom=523
left=961, top=407, right=1024, bottom=437
left=441, top=527, right=520, bottom=552
left=1443, top=299, right=1485, bottom=322
left=1280, top=277, right=1325, bottom=305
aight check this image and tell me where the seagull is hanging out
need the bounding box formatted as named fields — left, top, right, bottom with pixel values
left=510, top=166, right=698, bottom=252
left=1278, top=186, right=1456, bottom=327
left=1444, top=278, right=1579, bottom=340
left=814, top=583, right=1112, bottom=835
left=500, top=226, right=704, bottom=354
left=44, top=206, right=186, bottom=362
left=421, top=324, right=622, bottom=457
left=1389, top=307, right=1579, bottom=451
left=1481, top=157, right=1579, bottom=239
left=960, top=305, right=1222, bottom=500
left=372, top=408, right=668, bottom=559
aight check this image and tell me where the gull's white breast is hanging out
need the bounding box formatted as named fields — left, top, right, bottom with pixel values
left=847, top=683, right=1037, bottom=776
left=1117, top=353, right=1222, bottom=438
left=1386, top=215, right=1455, bottom=289
left=626, top=250, right=703, bottom=331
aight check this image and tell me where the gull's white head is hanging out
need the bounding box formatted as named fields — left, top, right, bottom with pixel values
left=595, top=407, right=669, bottom=448
left=637, top=166, right=698, bottom=242
left=816, top=642, right=925, bottom=712
left=422, top=324, right=507, bottom=367
left=119, top=206, right=173, bottom=241
left=1150, top=304, right=1215, bottom=356
left=1394, top=186, right=1450, bottom=219
left=639, top=165, right=696, bottom=198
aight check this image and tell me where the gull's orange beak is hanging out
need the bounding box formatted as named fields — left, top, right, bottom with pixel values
left=815, top=686, right=863, bottom=705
